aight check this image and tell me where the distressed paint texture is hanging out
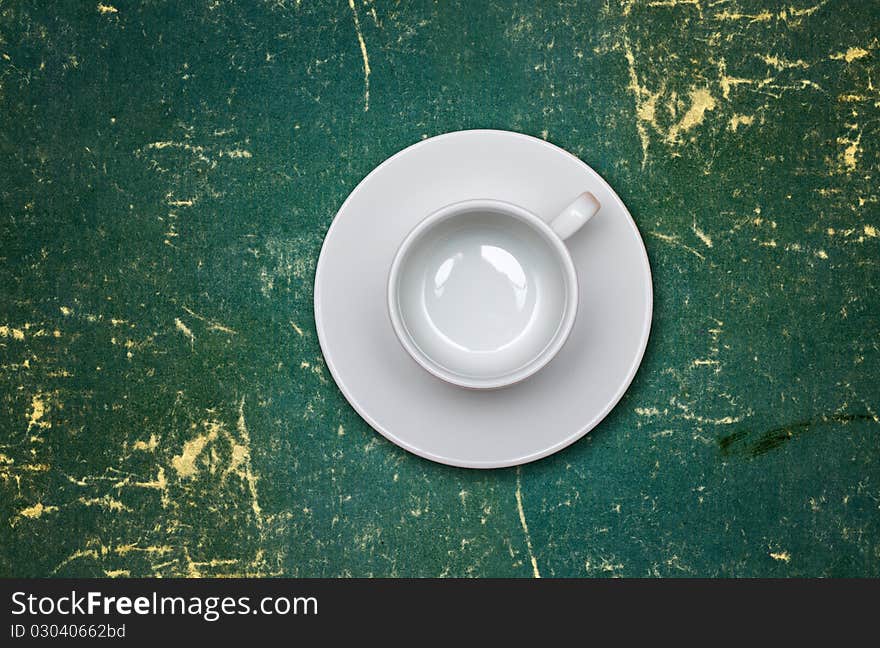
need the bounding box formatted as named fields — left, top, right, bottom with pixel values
left=0, top=1, right=878, bottom=577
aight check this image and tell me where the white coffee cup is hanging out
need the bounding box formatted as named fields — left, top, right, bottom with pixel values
left=387, top=193, right=600, bottom=389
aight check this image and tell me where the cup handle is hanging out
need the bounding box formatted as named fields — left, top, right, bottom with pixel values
left=549, top=192, right=601, bottom=240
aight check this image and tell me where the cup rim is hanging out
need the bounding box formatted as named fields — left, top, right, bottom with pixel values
left=387, top=198, right=580, bottom=389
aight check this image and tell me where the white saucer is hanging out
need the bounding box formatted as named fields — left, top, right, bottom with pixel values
left=314, top=130, right=653, bottom=468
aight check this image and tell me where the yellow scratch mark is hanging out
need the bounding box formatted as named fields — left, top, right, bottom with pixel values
left=785, top=2, right=825, bottom=20
left=144, top=141, right=213, bottom=166
left=174, top=317, right=195, bottom=347
left=0, top=454, right=50, bottom=482
left=622, top=39, right=659, bottom=166
left=134, top=466, right=167, bottom=491
left=191, top=558, right=238, bottom=569
left=132, top=434, right=159, bottom=451
left=815, top=249, right=829, bottom=259
left=665, top=88, right=716, bottom=143
left=97, top=4, right=118, bottom=14
left=758, top=54, right=809, bottom=70
left=715, top=9, right=773, bottom=23
left=0, top=325, right=25, bottom=340
left=760, top=239, right=778, bottom=247
left=691, top=358, right=721, bottom=368
left=770, top=550, right=791, bottom=562
left=636, top=92, right=659, bottom=126
left=290, top=321, right=304, bottom=336
left=646, top=0, right=701, bottom=8
left=234, top=397, right=263, bottom=527
left=60, top=306, right=73, bottom=316
left=171, top=426, right=218, bottom=478
left=167, top=198, right=195, bottom=207
left=298, top=359, right=326, bottom=382
left=52, top=549, right=100, bottom=574
left=728, top=113, right=754, bottom=132
left=114, top=543, right=173, bottom=556
left=685, top=413, right=741, bottom=424
left=837, top=131, right=862, bottom=173
left=674, top=399, right=749, bottom=425
left=692, top=223, right=713, bottom=248
left=181, top=306, right=236, bottom=334
left=184, top=548, right=202, bottom=578
left=864, top=225, right=878, bottom=238
left=515, top=466, right=541, bottom=578
left=117, top=467, right=168, bottom=506
left=831, top=47, right=870, bottom=63
left=104, top=569, right=130, bottom=578
left=716, top=58, right=756, bottom=99
left=649, top=231, right=706, bottom=260
left=635, top=406, right=662, bottom=416
left=348, top=0, right=371, bottom=111
left=716, top=58, right=824, bottom=99
left=337, top=424, right=345, bottom=436
left=18, top=502, right=58, bottom=519
left=27, top=393, right=50, bottom=432
left=78, top=495, right=131, bottom=513
left=220, top=149, right=252, bottom=159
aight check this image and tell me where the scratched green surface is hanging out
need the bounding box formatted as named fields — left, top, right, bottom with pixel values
left=0, top=0, right=878, bottom=578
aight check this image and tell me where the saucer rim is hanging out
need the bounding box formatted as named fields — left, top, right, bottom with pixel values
left=314, top=129, right=653, bottom=469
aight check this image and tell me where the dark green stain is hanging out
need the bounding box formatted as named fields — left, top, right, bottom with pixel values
left=720, top=414, right=878, bottom=459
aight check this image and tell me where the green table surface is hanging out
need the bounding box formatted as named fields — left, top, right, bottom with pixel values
left=1, top=0, right=878, bottom=578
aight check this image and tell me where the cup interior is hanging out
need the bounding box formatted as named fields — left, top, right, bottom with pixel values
left=389, top=202, right=577, bottom=388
